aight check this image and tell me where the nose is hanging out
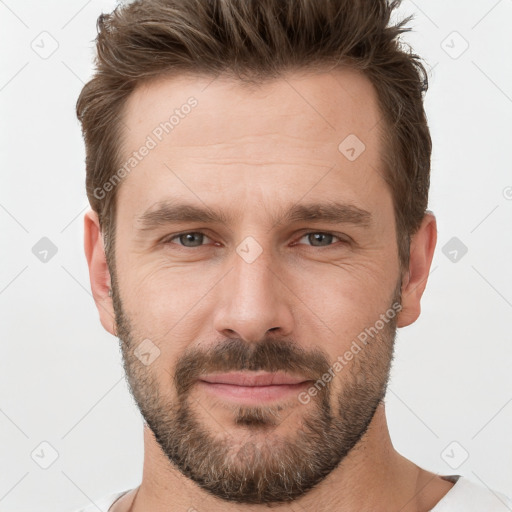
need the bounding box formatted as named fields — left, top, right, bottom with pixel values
left=213, top=249, right=295, bottom=343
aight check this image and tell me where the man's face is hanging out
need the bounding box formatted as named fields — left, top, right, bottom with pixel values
left=110, top=69, right=402, bottom=504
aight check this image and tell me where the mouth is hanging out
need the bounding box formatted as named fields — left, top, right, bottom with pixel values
left=197, top=372, right=313, bottom=405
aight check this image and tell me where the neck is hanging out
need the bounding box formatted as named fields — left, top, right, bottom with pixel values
left=120, top=405, right=454, bottom=512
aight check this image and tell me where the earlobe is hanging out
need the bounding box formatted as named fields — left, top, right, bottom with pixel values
left=84, top=209, right=117, bottom=336
left=397, top=212, right=437, bottom=328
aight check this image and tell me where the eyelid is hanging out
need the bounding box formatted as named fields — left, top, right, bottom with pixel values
left=161, top=230, right=350, bottom=247
left=162, top=231, right=213, bottom=246
left=293, top=231, right=349, bottom=247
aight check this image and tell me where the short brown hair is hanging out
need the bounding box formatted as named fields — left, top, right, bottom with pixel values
left=77, top=0, right=431, bottom=273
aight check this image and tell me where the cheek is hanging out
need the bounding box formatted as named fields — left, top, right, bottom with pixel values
left=117, top=256, right=220, bottom=343
left=116, top=234, right=399, bottom=360
left=292, top=256, right=396, bottom=317
left=286, top=260, right=398, bottom=360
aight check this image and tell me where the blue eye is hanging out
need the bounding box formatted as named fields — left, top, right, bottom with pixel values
left=167, top=232, right=211, bottom=247
left=298, top=232, right=342, bottom=247
left=162, top=231, right=345, bottom=249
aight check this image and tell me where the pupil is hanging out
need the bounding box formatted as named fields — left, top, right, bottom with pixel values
left=181, top=233, right=202, bottom=246
left=310, top=233, right=332, bottom=246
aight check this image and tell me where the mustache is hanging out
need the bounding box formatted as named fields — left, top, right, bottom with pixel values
left=173, top=337, right=331, bottom=397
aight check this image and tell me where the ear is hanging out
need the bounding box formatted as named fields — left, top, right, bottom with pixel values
left=84, top=209, right=116, bottom=336
left=397, top=212, right=437, bottom=328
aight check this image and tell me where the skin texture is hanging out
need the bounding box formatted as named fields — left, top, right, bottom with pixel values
left=84, top=68, right=451, bottom=511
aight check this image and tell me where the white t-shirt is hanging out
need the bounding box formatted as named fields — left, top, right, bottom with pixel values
left=72, top=475, right=512, bottom=512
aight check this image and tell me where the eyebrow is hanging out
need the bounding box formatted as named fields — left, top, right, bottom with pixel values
left=135, top=200, right=372, bottom=233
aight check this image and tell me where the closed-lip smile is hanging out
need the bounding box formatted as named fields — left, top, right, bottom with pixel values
left=197, top=371, right=313, bottom=404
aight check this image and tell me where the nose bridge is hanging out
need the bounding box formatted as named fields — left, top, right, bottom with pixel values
left=213, top=242, right=294, bottom=342
left=233, top=247, right=276, bottom=305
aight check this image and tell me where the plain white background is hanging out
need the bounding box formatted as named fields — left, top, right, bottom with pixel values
left=1, top=1, right=511, bottom=511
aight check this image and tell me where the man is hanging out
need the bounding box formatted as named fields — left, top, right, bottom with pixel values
left=76, top=0, right=511, bottom=510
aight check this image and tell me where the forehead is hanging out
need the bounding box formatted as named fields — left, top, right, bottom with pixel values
left=122, top=67, right=381, bottom=148
left=116, top=68, right=388, bottom=219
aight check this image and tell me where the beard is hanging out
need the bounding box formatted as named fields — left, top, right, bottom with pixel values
left=111, top=281, right=399, bottom=505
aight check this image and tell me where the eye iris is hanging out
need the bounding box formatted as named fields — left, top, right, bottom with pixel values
left=180, top=233, right=203, bottom=247
left=308, top=233, right=333, bottom=246
left=176, top=233, right=335, bottom=247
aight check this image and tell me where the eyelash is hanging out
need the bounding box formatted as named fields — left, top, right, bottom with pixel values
left=162, top=231, right=348, bottom=248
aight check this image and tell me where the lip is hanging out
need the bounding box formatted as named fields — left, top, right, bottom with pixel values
left=199, top=372, right=310, bottom=386
left=197, top=372, right=312, bottom=405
